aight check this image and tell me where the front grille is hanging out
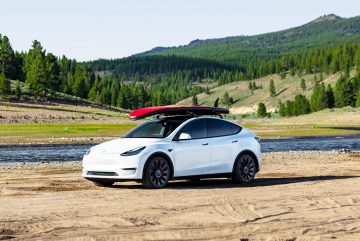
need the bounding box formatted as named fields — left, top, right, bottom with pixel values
left=87, top=171, right=118, bottom=176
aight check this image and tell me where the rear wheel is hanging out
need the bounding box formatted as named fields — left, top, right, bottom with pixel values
left=143, top=156, right=170, bottom=188
left=233, top=154, right=257, bottom=184
left=92, top=180, right=114, bottom=187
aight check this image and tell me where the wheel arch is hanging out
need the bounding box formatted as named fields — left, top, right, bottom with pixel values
left=142, top=152, right=174, bottom=179
left=232, top=149, right=260, bottom=173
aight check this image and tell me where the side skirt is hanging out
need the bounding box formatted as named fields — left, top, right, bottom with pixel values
left=172, top=173, right=232, bottom=180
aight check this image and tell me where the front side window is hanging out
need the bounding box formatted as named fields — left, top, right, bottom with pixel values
left=125, top=118, right=184, bottom=138
left=207, top=119, right=241, bottom=138
left=176, top=119, right=207, bottom=140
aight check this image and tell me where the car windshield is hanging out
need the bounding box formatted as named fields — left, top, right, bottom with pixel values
left=124, top=117, right=186, bottom=138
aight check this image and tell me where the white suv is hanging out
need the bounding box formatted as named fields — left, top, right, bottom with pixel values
left=82, top=115, right=261, bottom=188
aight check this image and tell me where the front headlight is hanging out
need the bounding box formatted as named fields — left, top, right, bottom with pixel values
left=255, top=137, right=261, bottom=143
left=121, top=146, right=146, bottom=156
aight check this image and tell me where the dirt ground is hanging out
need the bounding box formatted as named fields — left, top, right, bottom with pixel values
left=0, top=101, right=129, bottom=124
left=1, top=151, right=360, bottom=241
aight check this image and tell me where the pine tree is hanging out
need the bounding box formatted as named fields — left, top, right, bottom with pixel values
left=356, top=92, right=360, bottom=107
left=278, top=101, right=286, bottom=117
left=24, top=40, right=47, bottom=95
left=286, top=100, right=294, bottom=116
left=317, top=83, right=328, bottom=110
left=269, top=79, right=276, bottom=96
left=0, top=72, right=11, bottom=96
left=326, top=84, right=335, bottom=108
left=300, top=78, right=306, bottom=91
left=44, top=53, right=60, bottom=92
left=192, top=94, right=198, bottom=106
left=257, top=103, right=267, bottom=117
left=110, top=80, right=119, bottom=107
left=294, top=94, right=310, bottom=116
left=72, top=67, right=89, bottom=98
left=344, top=80, right=356, bottom=107
left=223, top=92, right=233, bottom=106
left=88, top=85, right=97, bottom=102
left=334, top=76, right=356, bottom=107
left=205, top=86, right=211, bottom=95
left=334, top=76, right=346, bottom=107
left=310, top=80, right=320, bottom=112
left=0, top=35, right=15, bottom=78
left=15, top=80, right=21, bottom=98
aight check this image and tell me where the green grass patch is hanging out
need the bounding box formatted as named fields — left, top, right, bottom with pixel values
left=254, top=127, right=360, bottom=138
left=0, top=123, right=136, bottom=138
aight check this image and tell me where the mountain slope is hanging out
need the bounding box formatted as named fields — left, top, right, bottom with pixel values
left=141, top=14, right=360, bottom=64
left=83, top=14, right=360, bottom=110
left=178, top=71, right=351, bottom=114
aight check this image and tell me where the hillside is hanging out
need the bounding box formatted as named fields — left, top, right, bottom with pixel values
left=85, top=14, right=360, bottom=107
left=141, top=14, right=360, bottom=64
left=178, top=71, right=353, bottom=114
left=1, top=14, right=360, bottom=113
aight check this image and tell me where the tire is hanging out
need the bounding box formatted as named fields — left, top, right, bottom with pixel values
left=233, top=154, right=257, bottom=184
left=142, top=156, right=170, bottom=188
left=92, top=180, right=114, bottom=187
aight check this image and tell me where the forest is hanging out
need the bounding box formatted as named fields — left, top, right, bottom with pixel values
left=1, top=14, right=360, bottom=115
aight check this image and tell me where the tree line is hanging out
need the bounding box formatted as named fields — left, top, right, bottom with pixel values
left=0, top=35, right=203, bottom=108
left=87, top=42, right=360, bottom=88
left=278, top=73, right=360, bottom=117
left=1, top=33, right=360, bottom=113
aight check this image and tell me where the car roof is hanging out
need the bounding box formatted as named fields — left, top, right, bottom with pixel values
left=129, top=105, right=229, bottom=121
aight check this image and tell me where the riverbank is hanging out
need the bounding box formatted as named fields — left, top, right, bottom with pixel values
left=0, top=123, right=359, bottom=145
left=1, top=151, right=360, bottom=240
left=1, top=136, right=360, bottom=165
left=1, top=101, right=360, bottom=144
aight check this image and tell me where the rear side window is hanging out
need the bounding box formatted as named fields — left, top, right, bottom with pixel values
left=176, top=119, right=207, bottom=140
left=207, top=119, right=241, bottom=137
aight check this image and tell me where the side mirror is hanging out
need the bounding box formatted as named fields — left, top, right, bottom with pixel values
left=179, top=133, right=192, bottom=140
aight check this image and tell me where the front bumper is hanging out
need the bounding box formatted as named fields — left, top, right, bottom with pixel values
left=82, top=153, right=147, bottom=180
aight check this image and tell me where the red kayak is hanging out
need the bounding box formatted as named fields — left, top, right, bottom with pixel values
left=129, top=105, right=229, bottom=120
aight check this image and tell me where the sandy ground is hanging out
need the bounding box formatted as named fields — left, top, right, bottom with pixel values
left=1, top=151, right=360, bottom=241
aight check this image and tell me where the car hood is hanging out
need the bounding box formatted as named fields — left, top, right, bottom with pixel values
left=92, top=138, right=161, bottom=155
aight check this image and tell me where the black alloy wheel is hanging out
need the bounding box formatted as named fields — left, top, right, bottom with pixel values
left=233, top=154, right=256, bottom=184
left=143, top=156, right=170, bottom=188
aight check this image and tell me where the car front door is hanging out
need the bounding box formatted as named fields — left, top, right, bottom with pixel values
left=173, top=119, right=211, bottom=177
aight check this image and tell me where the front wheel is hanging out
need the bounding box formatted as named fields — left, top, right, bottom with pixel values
left=143, top=156, right=170, bottom=188
left=233, top=154, right=257, bottom=184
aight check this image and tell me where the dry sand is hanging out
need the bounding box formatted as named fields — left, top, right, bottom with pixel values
left=1, top=151, right=360, bottom=241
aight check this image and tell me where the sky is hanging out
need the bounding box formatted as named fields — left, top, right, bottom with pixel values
left=1, top=0, right=359, bottom=61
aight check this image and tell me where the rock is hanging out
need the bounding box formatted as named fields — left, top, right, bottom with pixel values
left=337, top=149, right=351, bottom=154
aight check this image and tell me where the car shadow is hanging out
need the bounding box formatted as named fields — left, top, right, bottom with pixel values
left=110, top=175, right=360, bottom=190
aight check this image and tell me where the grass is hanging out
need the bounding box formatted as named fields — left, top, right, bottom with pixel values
left=1, top=93, right=359, bottom=144
left=179, top=70, right=357, bottom=113
left=0, top=121, right=359, bottom=144
left=0, top=123, right=136, bottom=144
left=249, top=126, right=360, bottom=138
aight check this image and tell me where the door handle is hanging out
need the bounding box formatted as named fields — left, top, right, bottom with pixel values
left=232, top=140, right=238, bottom=143
left=202, top=143, right=209, bottom=146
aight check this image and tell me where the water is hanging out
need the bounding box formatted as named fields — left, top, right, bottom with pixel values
left=0, top=136, right=359, bottom=165
left=262, top=136, right=360, bottom=152
left=0, top=144, right=92, bottom=165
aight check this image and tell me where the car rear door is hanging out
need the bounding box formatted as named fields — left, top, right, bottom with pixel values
left=173, top=119, right=212, bottom=177
left=207, top=119, right=242, bottom=174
